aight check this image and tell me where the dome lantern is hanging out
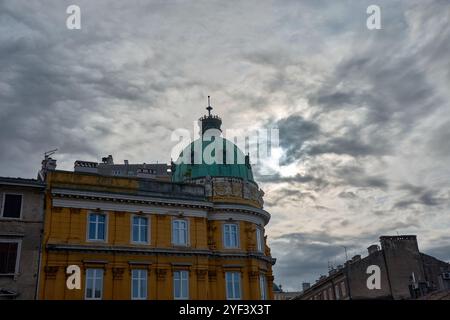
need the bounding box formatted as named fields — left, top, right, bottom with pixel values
left=199, top=96, right=222, bottom=135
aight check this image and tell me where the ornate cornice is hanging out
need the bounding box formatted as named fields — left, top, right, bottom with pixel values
left=51, top=188, right=271, bottom=225
left=46, top=243, right=274, bottom=264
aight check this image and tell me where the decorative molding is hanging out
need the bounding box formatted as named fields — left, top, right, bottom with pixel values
left=128, top=261, right=153, bottom=265
left=52, top=198, right=208, bottom=219
left=82, top=260, right=108, bottom=264
left=51, top=189, right=271, bottom=225
left=70, top=208, right=81, bottom=214
left=46, top=243, right=274, bottom=264
left=156, top=268, right=167, bottom=281
left=51, top=188, right=212, bottom=209
left=171, top=262, right=193, bottom=266
left=112, top=267, right=125, bottom=280
left=208, top=270, right=217, bottom=281
left=208, top=212, right=266, bottom=226
left=44, top=266, right=59, bottom=279
left=196, top=269, right=208, bottom=281
left=248, top=271, right=259, bottom=281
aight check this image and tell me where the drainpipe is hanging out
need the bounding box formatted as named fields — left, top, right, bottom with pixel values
left=34, top=189, right=45, bottom=300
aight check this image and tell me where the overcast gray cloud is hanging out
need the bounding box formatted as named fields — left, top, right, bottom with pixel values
left=1, top=0, right=449, bottom=291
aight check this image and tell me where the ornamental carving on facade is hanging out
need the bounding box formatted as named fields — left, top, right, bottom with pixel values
left=112, top=267, right=125, bottom=280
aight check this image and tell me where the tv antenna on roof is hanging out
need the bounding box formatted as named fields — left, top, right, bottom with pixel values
left=44, top=149, right=58, bottom=158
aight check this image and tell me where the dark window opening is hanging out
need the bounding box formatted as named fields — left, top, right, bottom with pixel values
left=2, top=194, right=22, bottom=218
left=0, top=242, right=18, bottom=274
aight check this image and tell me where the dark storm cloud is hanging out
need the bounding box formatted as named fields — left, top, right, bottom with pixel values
left=393, top=184, right=448, bottom=209
left=335, top=166, right=389, bottom=190
left=308, top=135, right=384, bottom=158
left=277, top=115, right=320, bottom=164
left=0, top=1, right=199, bottom=177
left=265, top=188, right=316, bottom=208
left=338, top=191, right=357, bottom=199
left=256, top=172, right=328, bottom=189
left=428, top=121, right=450, bottom=158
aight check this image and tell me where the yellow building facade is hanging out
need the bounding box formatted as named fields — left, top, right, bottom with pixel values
left=38, top=110, right=275, bottom=300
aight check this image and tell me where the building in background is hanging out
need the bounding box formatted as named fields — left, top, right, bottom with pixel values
left=295, top=235, right=450, bottom=300
left=0, top=177, right=45, bottom=299
left=273, top=283, right=302, bottom=300
left=38, top=106, right=275, bottom=300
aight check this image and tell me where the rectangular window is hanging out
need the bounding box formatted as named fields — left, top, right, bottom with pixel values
left=256, top=228, right=264, bottom=252
left=172, top=220, right=188, bottom=246
left=85, top=268, right=103, bottom=300
left=132, top=216, right=149, bottom=243
left=173, top=270, right=189, bottom=299
left=88, top=213, right=106, bottom=241
left=0, top=242, right=19, bottom=274
left=131, top=269, right=147, bottom=300
left=223, top=224, right=239, bottom=248
left=225, top=272, right=241, bottom=300
left=335, top=285, right=340, bottom=300
left=1, top=194, right=22, bottom=218
left=259, top=274, right=267, bottom=300
left=340, top=281, right=347, bottom=297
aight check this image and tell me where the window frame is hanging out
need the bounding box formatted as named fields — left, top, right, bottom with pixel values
left=0, top=239, right=21, bottom=275
left=225, top=271, right=242, bottom=300
left=85, top=268, right=104, bottom=300
left=171, top=218, right=189, bottom=246
left=223, top=223, right=240, bottom=249
left=173, top=270, right=189, bottom=300
left=1, top=193, right=23, bottom=220
left=131, top=269, right=148, bottom=300
left=86, top=212, right=108, bottom=242
left=328, top=287, right=333, bottom=300
left=256, top=227, right=264, bottom=252
left=334, top=284, right=341, bottom=300
left=131, top=215, right=150, bottom=244
left=259, top=274, right=267, bottom=300
left=340, top=281, right=347, bottom=297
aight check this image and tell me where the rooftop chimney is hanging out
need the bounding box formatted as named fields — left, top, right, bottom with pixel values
left=302, top=282, right=310, bottom=291
left=368, top=244, right=380, bottom=255
left=42, top=157, right=57, bottom=171
left=102, top=155, right=114, bottom=165
left=38, top=150, right=58, bottom=181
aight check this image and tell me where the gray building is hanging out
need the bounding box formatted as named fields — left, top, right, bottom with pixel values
left=295, top=235, right=450, bottom=300
left=0, top=177, right=45, bottom=299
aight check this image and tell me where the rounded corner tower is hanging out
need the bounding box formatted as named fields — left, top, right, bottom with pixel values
left=168, top=98, right=275, bottom=300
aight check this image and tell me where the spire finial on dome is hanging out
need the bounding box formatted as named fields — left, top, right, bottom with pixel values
left=199, top=96, right=222, bottom=134
left=206, top=95, right=212, bottom=116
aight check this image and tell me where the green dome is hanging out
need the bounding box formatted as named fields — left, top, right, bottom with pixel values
left=171, top=136, right=255, bottom=183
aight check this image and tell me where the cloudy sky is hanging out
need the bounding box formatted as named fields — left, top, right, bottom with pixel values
left=1, top=0, right=449, bottom=291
